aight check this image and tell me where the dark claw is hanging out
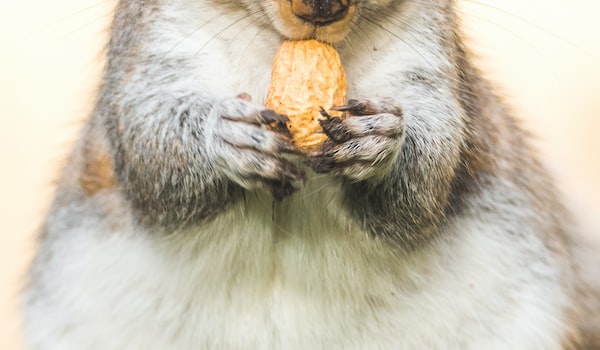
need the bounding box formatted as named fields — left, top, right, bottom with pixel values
left=260, top=109, right=291, bottom=137
left=319, top=115, right=352, bottom=143
left=331, top=99, right=387, bottom=116
left=330, top=99, right=362, bottom=113
left=260, top=109, right=289, bottom=124
left=319, top=107, right=332, bottom=118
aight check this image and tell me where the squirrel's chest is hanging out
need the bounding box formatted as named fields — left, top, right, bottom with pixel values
left=101, top=180, right=408, bottom=349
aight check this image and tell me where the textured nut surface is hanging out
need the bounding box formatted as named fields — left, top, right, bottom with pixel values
left=265, top=39, right=347, bottom=150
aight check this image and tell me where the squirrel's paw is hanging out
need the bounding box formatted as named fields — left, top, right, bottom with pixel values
left=306, top=97, right=404, bottom=181
left=208, top=94, right=306, bottom=200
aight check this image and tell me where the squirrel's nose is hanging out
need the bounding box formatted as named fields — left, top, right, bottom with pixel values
left=290, top=0, right=350, bottom=25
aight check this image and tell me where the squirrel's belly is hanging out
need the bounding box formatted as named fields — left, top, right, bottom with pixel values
left=24, top=187, right=569, bottom=349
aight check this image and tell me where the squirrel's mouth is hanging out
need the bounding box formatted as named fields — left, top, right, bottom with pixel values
left=269, top=0, right=356, bottom=43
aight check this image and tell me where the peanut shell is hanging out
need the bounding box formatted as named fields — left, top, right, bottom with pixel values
left=265, top=39, right=347, bottom=150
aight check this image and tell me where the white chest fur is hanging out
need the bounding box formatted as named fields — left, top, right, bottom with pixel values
left=25, top=176, right=568, bottom=349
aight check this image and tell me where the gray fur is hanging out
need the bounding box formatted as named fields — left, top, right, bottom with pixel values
left=23, top=0, right=599, bottom=348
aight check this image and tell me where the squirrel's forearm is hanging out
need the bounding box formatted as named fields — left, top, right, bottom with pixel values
left=345, top=68, right=469, bottom=245
left=99, top=74, right=236, bottom=229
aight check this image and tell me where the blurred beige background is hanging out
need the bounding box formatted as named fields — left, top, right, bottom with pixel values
left=1, top=0, right=599, bottom=348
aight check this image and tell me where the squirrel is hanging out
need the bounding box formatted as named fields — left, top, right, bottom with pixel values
left=23, top=0, right=599, bottom=348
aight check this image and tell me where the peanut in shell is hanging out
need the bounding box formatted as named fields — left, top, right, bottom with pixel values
left=265, top=39, right=347, bottom=150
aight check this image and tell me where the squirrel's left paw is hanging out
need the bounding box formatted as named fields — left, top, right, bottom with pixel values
left=306, top=97, right=405, bottom=181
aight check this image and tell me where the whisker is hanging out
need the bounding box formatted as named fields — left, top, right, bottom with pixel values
left=358, top=12, right=438, bottom=72
left=193, top=10, right=262, bottom=59
left=241, top=25, right=269, bottom=54
left=21, top=0, right=114, bottom=40
left=45, top=9, right=115, bottom=47
left=461, top=0, right=596, bottom=58
left=458, top=8, right=556, bottom=65
left=344, top=18, right=377, bottom=58
left=227, top=13, right=271, bottom=53
left=159, top=6, right=231, bottom=62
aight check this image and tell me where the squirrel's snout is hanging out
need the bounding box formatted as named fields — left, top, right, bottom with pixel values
left=290, top=0, right=350, bottom=25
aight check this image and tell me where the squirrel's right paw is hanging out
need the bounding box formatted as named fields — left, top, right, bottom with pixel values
left=207, top=94, right=306, bottom=200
